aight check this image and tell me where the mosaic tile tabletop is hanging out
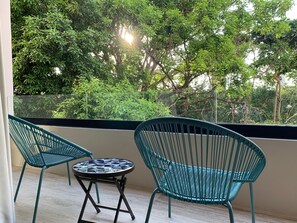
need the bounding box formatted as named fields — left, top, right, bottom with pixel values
left=73, top=158, right=134, bottom=177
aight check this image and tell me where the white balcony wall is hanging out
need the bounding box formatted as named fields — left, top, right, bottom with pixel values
left=11, top=126, right=297, bottom=221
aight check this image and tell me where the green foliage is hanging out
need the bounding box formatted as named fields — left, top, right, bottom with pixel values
left=252, top=0, right=292, bottom=36
left=53, top=78, right=171, bottom=120
left=281, top=86, right=297, bottom=124
left=11, top=0, right=110, bottom=94
left=11, top=0, right=297, bottom=125
left=13, top=95, right=67, bottom=118
left=250, top=87, right=275, bottom=122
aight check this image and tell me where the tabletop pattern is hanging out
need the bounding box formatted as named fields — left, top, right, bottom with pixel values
left=73, top=158, right=134, bottom=175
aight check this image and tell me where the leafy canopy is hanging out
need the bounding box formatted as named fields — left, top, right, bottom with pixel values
left=53, top=78, right=171, bottom=120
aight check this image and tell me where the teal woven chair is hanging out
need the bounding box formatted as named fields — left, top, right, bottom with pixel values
left=9, top=114, right=99, bottom=223
left=134, top=117, right=266, bottom=223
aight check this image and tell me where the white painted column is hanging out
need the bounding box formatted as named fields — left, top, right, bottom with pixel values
left=0, top=0, right=15, bottom=222
left=0, top=0, right=14, bottom=113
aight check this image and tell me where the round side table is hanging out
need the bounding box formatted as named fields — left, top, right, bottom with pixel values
left=73, top=158, right=136, bottom=223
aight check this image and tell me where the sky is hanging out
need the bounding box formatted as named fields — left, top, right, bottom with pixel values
left=287, top=1, right=297, bottom=19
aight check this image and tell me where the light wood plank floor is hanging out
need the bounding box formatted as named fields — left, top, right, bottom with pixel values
left=13, top=167, right=296, bottom=223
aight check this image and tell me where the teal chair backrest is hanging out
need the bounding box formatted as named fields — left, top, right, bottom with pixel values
left=134, top=117, right=266, bottom=203
left=8, top=114, right=91, bottom=168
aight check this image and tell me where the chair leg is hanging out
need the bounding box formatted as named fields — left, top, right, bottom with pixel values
left=249, top=183, right=255, bottom=223
left=145, top=188, right=159, bottom=223
left=225, top=201, right=234, bottom=223
left=168, top=196, right=171, bottom=218
left=32, top=167, right=45, bottom=223
left=66, top=162, right=71, bottom=185
left=14, top=162, right=27, bottom=202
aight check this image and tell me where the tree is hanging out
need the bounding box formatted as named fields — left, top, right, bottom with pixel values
left=252, top=19, right=297, bottom=123
left=113, top=0, right=294, bottom=121
left=117, top=0, right=254, bottom=119
left=282, top=86, right=297, bottom=124
left=13, top=94, right=66, bottom=118
left=11, top=0, right=111, bottom=94
left=11, top=0, right=297, bottom=124
left=53, top=78, right=171, bottom=120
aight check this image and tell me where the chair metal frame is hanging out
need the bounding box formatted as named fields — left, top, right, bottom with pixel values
left=134, top=117, right=266, bottom=223
left=9, top=114, right=99, bottom=223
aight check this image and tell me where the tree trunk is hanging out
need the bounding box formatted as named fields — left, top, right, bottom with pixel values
left=273, top=82, right=278, bottom=123
left=277, top=78, right=282, bottom=123
left=273, top=75, right=282, bottom=123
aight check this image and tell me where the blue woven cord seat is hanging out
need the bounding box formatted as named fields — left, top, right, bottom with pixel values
left=159, top=164, right=243, bottom=203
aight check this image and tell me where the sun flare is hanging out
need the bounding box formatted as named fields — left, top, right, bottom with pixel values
left=121, top=30, right=134, bottom=45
